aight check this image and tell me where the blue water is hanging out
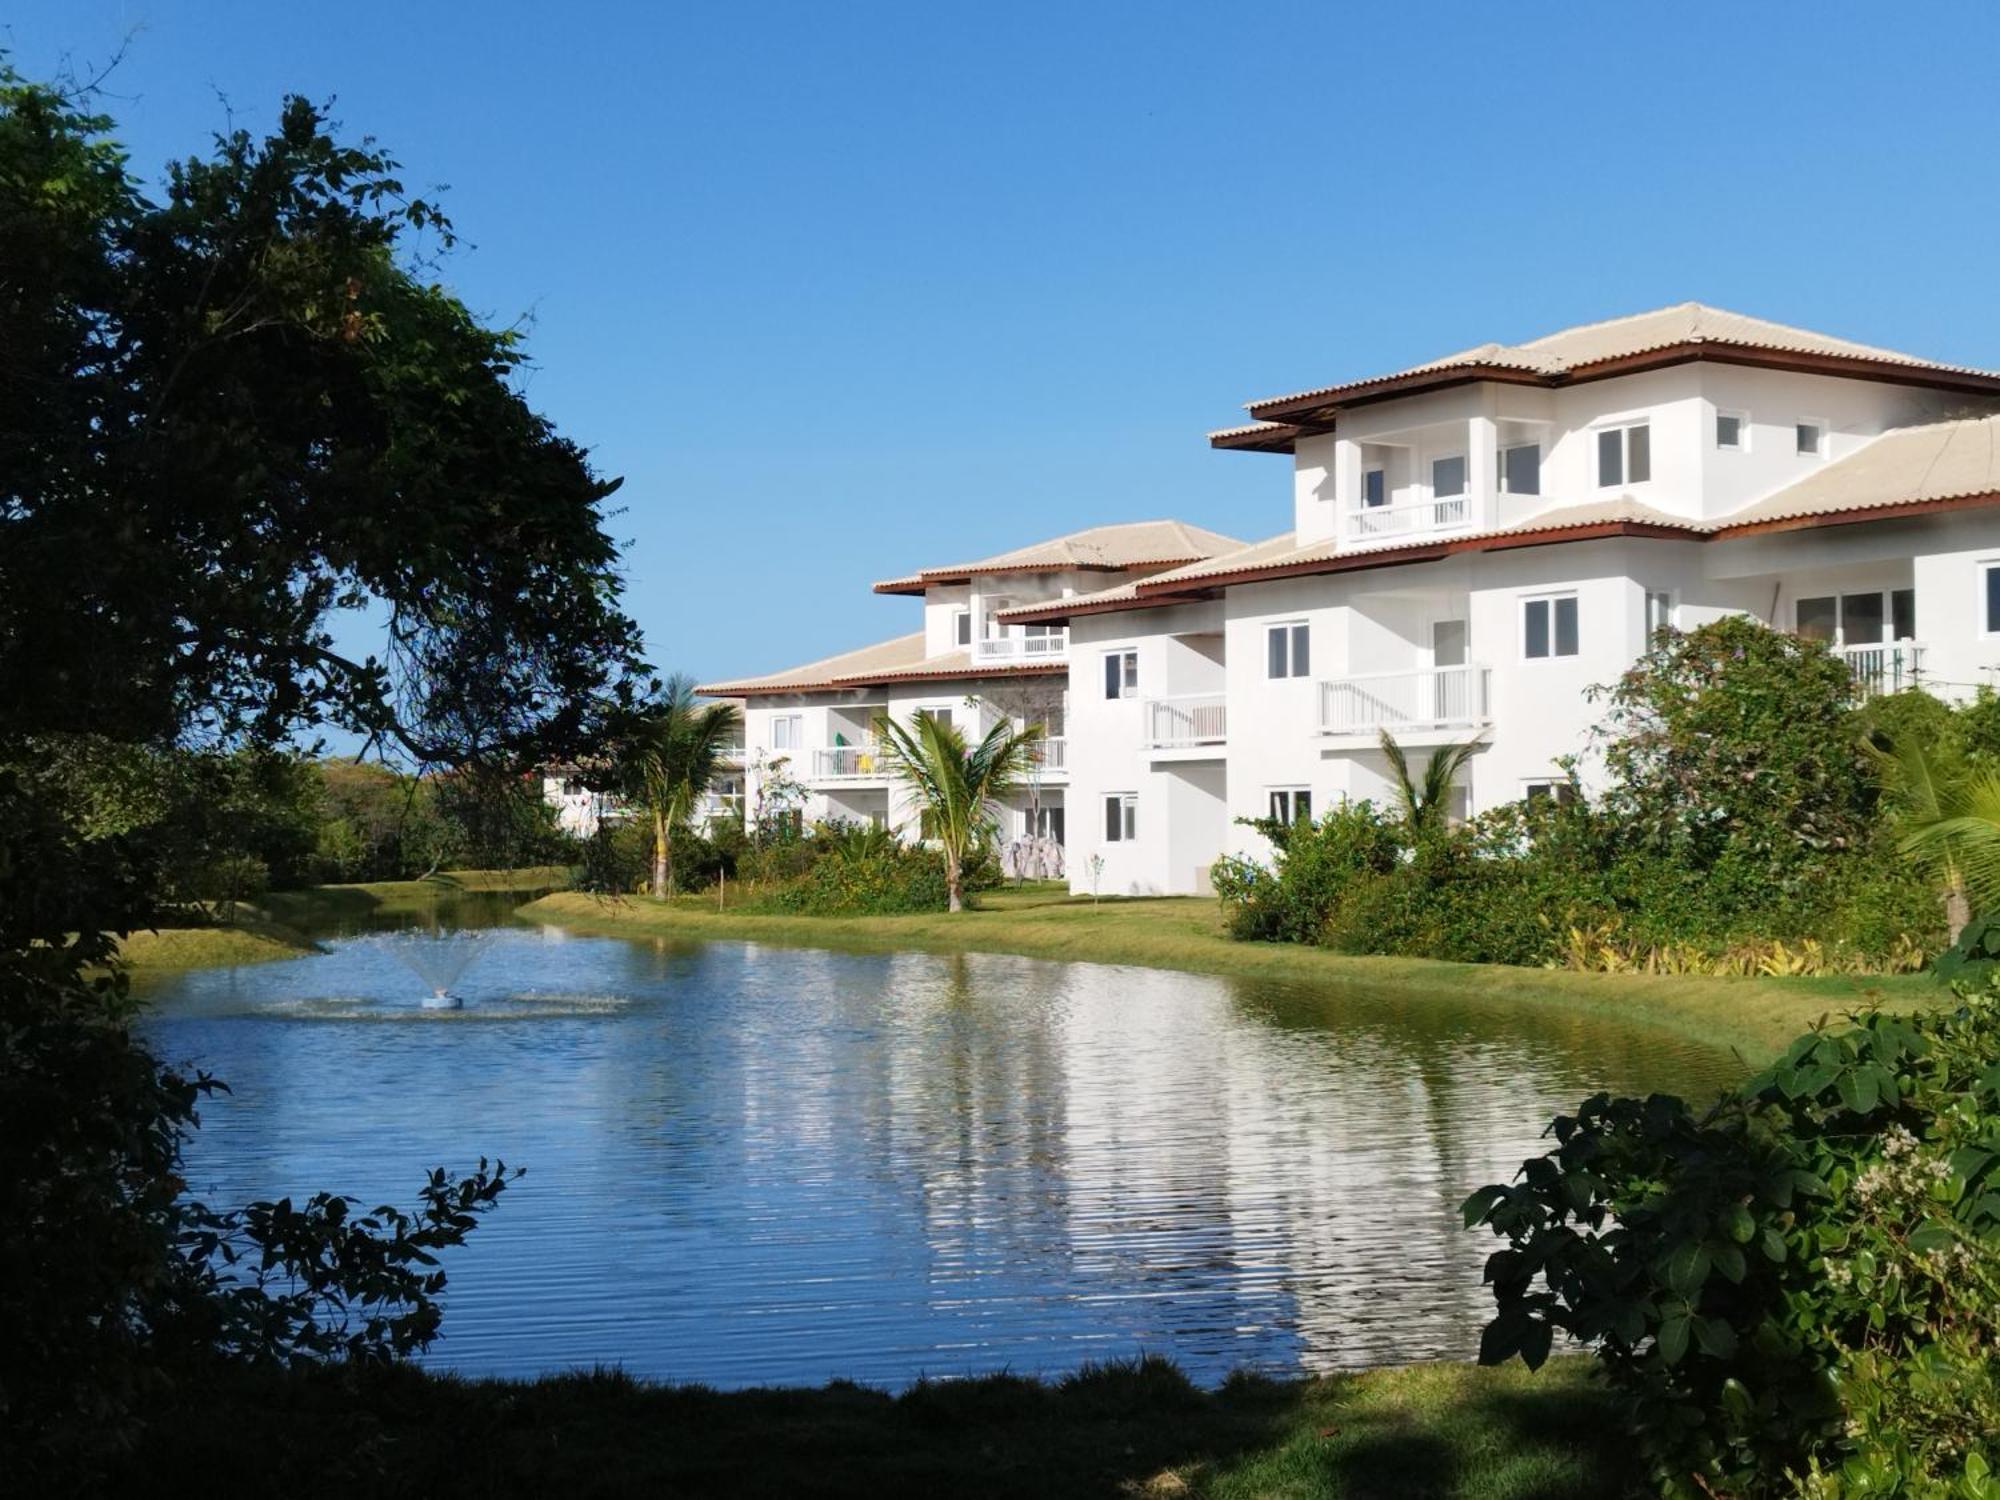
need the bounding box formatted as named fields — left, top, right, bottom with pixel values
left=140, top=921, right=1733, bottom=1388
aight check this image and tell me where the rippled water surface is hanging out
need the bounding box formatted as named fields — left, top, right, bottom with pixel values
left=141, top=919, right=1736, bottom=1387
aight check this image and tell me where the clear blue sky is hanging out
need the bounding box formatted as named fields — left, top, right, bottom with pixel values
left=15, top=1, right=2000, bottom=686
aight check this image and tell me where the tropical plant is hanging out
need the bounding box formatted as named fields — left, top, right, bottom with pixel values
left=1465, top=993, right=2000, bottom=1498
left=1377, top=729, right=1482, bottom=837
left=875, top=713, right=1040, bottom=911
left=1873, top=730, right=2000, bottom=942
left=612, top=678, right=742, bottom=898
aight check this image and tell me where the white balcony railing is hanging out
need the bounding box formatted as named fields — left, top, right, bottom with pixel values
left=1319, top=665, right=1491, bottom=736
left=972, top=630, right=1069, bottom=663
left=810, top=742, right=891, bottom=780
left=1348, top=495, right=1473, bottom=541
left=1839, top=641, right=1925, bottom=697
left=1144, top=693, right=1227, bottom=749
left=1029, top=736, right=1068, bottom=771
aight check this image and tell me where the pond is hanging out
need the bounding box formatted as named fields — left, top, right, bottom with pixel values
left=139, top=907, right=1737, bottom=1389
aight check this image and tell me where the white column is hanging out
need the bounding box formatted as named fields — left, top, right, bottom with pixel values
left=1467, top=413, right=1499, bottom=531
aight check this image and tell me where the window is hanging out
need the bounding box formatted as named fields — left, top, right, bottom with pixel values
left=1103, top=793, right=1137, bottom=843
left=916, top=706, right=954, bottom=729
left=1268, top=788, right=1313, bottom=825
left=1596, top=423, right=1651, bottom=486
left=1716, top=410, right=1746, bottom=450
left=1523, top=595, right=1580, bottom=659
left=1362, top=467, right=1388, bottom=508
left=1524, top=779, right=1579, bottom=808
left=953, top=609, right=971, bottom=647
left=1796, top=421, right=1824, bottom=457
left=1500, top=442, right=1541, bottom=495
left=771, top=715, right=802, bottom=750
left=1799, top=591, right=1919, bottom=645
left=1033, top=806, right=1066, bottom=845
left=1267, top=621, right=1310, bottom=679
left=1645, top=589, right=1675, bottom=639
left=1103, top=650, right=1138, bottom=700
left=1986, top=566, right=2000, bottom=635
left=1431, top=454, right=1467, bottom=497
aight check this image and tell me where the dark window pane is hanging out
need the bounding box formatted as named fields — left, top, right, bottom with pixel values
left=1124, top=801, right=1136, bottom=839
left=1627, top=425, right=1651, bottom=483
left=1797, top=423, right=1821, bottom=455
left=1267, top=627, right=1287, bottom=678
left=1842, top=592, right=1885, bottom=646
left=1104, top=654, right=1121, bottom=699
left=1503, top=444, right=1540, bottom=494
left=1105, top=797, right=1122, bottom=842
left=1554, top=596, right=1579, bottom=656
left=1291, top=623, right=1310, bottom=677
left=1716, top=413, right=1741, bottom=448
left=1597, top=429, right=1622, bottom=486
left=1525, top=599, right=1550, bottom=658
left=1363, top=468, right=1387, bottom=507
left=1988, top=571, right=2000, bottom=634
left=1893, top=588, right=1917, bottom=641
left=1296, top=792, right=1312, bottom=824
left=1432, top=455, right=1467, bottom=498
left=1269, top=791, right=1286, bottom=822
left=1797, top=596, right=1838, bottom=642
left=1525, top=783, right=1550, bottom=807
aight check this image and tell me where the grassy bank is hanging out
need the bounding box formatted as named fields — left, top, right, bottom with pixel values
left=119, top=1354, right=1637, bottom=1500
left=117, top=867, right=572, bottom=979
left=527, top=884, right=1937, bottom=1064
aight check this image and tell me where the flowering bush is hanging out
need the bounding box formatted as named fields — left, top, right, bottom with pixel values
left=1465, top=992, right=2000, bottom=1497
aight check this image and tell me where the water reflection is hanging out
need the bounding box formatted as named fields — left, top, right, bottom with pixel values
left=142, top=929, right=1734, bottom=1387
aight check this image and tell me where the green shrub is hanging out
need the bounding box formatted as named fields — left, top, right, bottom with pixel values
left=1465, top=993, right=2000, bottom=1497
left=1212, top=800, right=1401, bottom=943
left=762, top=843, right=953, bottom=915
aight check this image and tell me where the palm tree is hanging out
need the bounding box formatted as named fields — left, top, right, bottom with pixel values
left=1377, top=729, right=1483, bottom=838
left=616, top=677, right=741, bottom=899
left=1874, top=734, right=1993, bottom=940
left=876, top=712, right=1040, bottom=912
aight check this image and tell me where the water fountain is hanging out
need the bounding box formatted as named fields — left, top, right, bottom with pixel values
left=383, top=928, right=490, bottom=1008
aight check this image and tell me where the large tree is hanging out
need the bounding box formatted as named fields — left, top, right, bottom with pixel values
left=609, top=677, right=741, bottom=898
left=877, top=713, right=1039, bottom=912
left=0, top=69, right=647, bottom=1471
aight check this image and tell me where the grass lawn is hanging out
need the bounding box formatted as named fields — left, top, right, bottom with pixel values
left=527, top=883, right=1940, bottom=1065
left=121, top=1354, right=1640, bottom=1500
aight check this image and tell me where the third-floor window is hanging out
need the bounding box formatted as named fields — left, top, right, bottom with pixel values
left=1267, top=621, right=1310, bottom=678
left=1500, top=442, right=1541, bottom=495
left=1103, top=650, right=1138, bottom=700
left=1596, top=423, right=1651, bottom=486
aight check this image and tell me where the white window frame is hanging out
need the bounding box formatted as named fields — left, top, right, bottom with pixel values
left=1796, top=589, right=1918, bottom=647
left=1103, top=792, right=1137, bottom=843
left=1266, top=620, right=1310, bottom=679
left=1522, top=777, right=1579, bottom=808
left=952, top=608, right=972, bottom=647
left=1795, top=418, right=1826, bottom=459
left=770, top=714, right=803, bottom=751
left=1715, top=408, right=1749, bottom=451
left=1644, top=588, right=1676, bottom=640
left=1267, top=786, right=1313, bottom=825
left=1521, top=591, right=1581, bottom=661
left=1103, top=649, right=1138, bottom=700
left=1429, top=450, right=1469, bottom=499
left=1594, top=421, right=1652, bottom=488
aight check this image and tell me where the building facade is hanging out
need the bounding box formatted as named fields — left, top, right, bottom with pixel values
left=708, top=303, right=2000, bottom=898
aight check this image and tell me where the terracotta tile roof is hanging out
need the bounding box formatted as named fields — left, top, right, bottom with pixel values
left=696, top=631, right=1065, bottom=698
left=1711, top=415, right=2000, bottom=529
left=873, top=519, right=1245, bottom=594
left=1233, top=303, right=2000, bottom=437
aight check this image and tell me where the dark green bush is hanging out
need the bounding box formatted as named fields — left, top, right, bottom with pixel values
left=1465, top=993, right=2000, bottom=1497
left=1211, top=800, right=1400, bottom=943
left=762, top=843, right=954, bottom=915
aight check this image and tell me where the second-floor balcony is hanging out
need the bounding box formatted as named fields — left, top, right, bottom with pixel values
left=972, top=628, right=1068, bottom=664
left=1348, top=494, right=1473, bottom=542
left=1144, top=693, right=1227, bottom=750
left=1319, top=665, right=1492, bottom=737
left=1027, top=736, right=1068, bottom=773
left=810, top=742, right=891, bottom=781
left=1837, top=641, right=1925, bottom=697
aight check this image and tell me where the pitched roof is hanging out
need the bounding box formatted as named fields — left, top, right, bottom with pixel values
left=1220, top=302, right=2000, bottom=448
left=695, top=630, right=1065, bottom=698
left=872, top=519, right=1245, bottom=595
left=1016, top=416, right=2000, bottom=620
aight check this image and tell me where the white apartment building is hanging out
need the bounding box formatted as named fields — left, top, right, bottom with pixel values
left=705, top=303, right=2000, bottom=897
left=697, top=522, right=1244, bottom=854
left=542, top=699, right=748, bottom=837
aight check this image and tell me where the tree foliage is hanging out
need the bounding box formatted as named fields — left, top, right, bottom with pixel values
left=876, top=714, right=1039, bottom=912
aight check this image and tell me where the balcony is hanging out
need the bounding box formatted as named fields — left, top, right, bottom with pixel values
left=1028, top=736, right=1068, bottom=773
left=1838, top=641, right=1925, bottom=697
left=810, top=742, right=891, bottom=781
left=1144, top=693, right=1227, bottom=750
left=972, top=629, right=1068, bottom=664
left=1347, top=495, right=1473, bottom=542
left=1319, top=665, right=1491, bottom=737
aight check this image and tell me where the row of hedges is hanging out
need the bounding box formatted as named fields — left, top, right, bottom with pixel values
left=1214, top=620, right=1970, bottom=972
